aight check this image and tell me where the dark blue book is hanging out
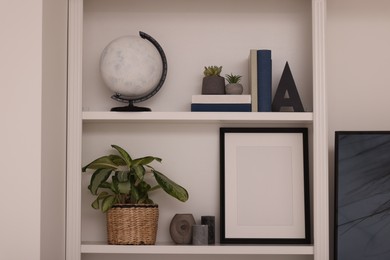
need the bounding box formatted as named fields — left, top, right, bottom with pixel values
left=191, top=103, right=251, bottom=112
left=257, top=50, right=272, bottom=112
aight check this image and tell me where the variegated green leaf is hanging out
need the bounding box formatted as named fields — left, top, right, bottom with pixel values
left=117, top=182, right=131, bottom=194
left=111, top=145, right=132, bottom=167
left=91, top=198, right=100, bottom=209
left=101, top=195, right=116, bottom=212
left=100, top=182, right=111, bottom=189
left=88, top=168, right=113, bottom=195
left=133, top=156, right=162, bottom=166
left=91, top=191, right=110, bottom=209
left=116, top=171, right=129, bottom=182
left=133, top=165, right=145, bottom=180
left=130, top=183, right=141, bottom=204
left=152, top=170, right=189, bottom=202
left=82, top=156, right=119, bottom=172
left=111, top=175, right=120, bottom=194
left=109, top=154, right=127, bottom=166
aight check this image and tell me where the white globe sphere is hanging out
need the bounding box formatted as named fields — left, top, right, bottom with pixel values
left=100, top=35, right=163, bottom=99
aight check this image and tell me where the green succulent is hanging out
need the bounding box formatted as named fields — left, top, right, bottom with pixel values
left=82, top=145, right=189, bottom=212
left=203, top=65, right=223, bottom=77
left=225, top=73, right=242, bottom=84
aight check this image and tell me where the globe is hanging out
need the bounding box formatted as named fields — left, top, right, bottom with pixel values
left=99, top=32, right=167, bottom=111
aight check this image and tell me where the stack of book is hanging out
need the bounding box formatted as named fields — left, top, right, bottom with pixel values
left=190, top=49, right=271, bottom=113
left=191, top=95, right=251, bottom=112
left=249, top=49, right=272, bottom=112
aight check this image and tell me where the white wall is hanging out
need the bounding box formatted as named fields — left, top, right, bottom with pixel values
left=41, top=0, right=68, bottom=259
left=327, top=0, right=390, bottom=133
left=0, top=1, right=43, bottom=260
left=327, top=0, right=390, bottom=258
left=1, top=0, right=390, bottom=259
left=0, top=1, right=67, bottom=260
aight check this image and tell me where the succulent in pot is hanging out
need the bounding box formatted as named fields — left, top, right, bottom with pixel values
left=201, top=65, right=225, bottom=94
left=82, top=144, right=189, bottom=212
left=225, top=73, right=243, bottom=94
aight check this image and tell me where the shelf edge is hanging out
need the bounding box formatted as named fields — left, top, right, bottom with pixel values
left=81, top=242, right=314, bottom=255
left=82, top=111, right=313, bottom=123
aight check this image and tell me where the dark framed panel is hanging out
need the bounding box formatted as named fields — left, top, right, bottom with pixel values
left=335, top=131, right=390, bottom=260
left=220, top=128, right=311, bottom=244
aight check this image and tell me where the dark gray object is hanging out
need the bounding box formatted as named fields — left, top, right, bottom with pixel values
left=201, top=216, right=215, bottom=244
left=272, top=62, right=304, bottom=112
left=202, top=75, right=225, bottom=94
left=335, top=132, right=390, bottom=260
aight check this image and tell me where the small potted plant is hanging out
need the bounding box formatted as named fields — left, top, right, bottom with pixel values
left=225, top=73, right=243, bottom=94
left=201, top=65, right=225, bottom=94
left=82, top=144, right=189, bottom=245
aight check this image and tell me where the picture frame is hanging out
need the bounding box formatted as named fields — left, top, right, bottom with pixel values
left=220, top=128, right=311, bottom=244
left=335, top=131, right=390, bottom=260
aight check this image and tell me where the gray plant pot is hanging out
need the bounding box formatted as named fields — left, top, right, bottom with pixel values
left=225, top=83, right=243, bottom=94
left=202, top=75, right=225, bottom=94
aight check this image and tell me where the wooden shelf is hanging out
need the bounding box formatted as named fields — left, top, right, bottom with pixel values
left=81, top=242, right=314, bottom=255
left=82, top=111, right=313, bottom=124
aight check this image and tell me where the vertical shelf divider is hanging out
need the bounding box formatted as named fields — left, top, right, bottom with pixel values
left=312, top=1, right=329, bottom=260
left=67, top=0, right=83, bottom=260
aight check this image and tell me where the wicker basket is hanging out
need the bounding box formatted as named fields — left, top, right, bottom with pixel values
left=107, top=204, right=159, bottom=245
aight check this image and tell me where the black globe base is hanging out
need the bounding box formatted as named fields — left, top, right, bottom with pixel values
left=111, top=102, right=151, bottom=112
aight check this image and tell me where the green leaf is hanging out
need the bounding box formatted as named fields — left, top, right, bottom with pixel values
left=138, top=181, right=152, bottom=194
left=82, top=156, right=120, bottom=172
left=100, top=182, right=111, bottom=189
left=109, top=154, right=127, bottom=166
left=101, top=195, right=116, bottom=212
left=133, top=156, right=162, bottom=166
left=116, top=171, right=129, bottom=182
left=111, top=175, right=120, bottom=194
left=152, top=170, right=189, bottom=202
left=91, top=191, right=110, bottom=209
left=111, top=145, right=132, bottom=167
left=88, top=168, right=113, bottom=195
left=91, top=198, right=100, bottom=209
left=133, top=165, right=145, bottom=181
left=117, top=181, right=131, bottom=194
left=149, top=185, right=161, bottom=192
left=130, top=183, right=141, bottom=203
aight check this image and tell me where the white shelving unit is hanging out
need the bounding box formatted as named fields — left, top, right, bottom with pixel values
left=67, top=0, right=328, bottom=260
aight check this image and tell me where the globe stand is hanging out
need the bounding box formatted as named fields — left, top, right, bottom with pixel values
left=111, top=102, right=151, bottom=112
left=110, top=95, right=152, bottom=112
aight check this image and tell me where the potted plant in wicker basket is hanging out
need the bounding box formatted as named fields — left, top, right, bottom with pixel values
left=82, top=144, right=189, bottom=245
left=202, top=65, right=225, bottom=94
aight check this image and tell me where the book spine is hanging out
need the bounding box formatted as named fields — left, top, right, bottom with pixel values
left=249, top=49, right=258, bottom=112
left=257, top=50, right=272, bottom=112
left=191, top=103, right=251, bottom=112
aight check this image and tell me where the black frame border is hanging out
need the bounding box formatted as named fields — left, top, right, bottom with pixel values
left=220, top=127, right=311, bottom=244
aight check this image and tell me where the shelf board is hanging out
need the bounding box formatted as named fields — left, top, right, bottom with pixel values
left=82, top=111, right=313, bottom=124
left=81, top=242, right=314, bottom=255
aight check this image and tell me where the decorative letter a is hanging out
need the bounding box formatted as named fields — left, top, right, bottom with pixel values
left=272, top=62, right=304, bottom=112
